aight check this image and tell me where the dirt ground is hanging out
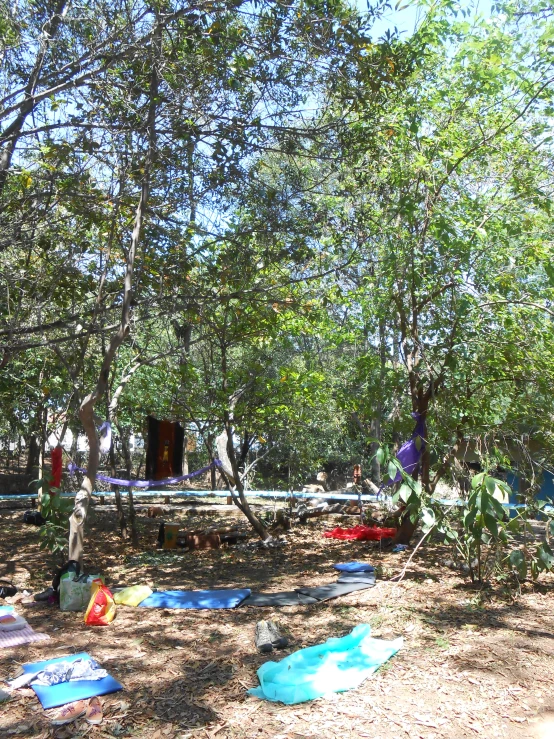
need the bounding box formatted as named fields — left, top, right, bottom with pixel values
left=1, top=499, right=554, bottom=739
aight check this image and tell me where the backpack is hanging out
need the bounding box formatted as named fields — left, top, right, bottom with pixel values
left=0, top=579, right=17, bottom=599
left=23, top=510, right=45, bottom=526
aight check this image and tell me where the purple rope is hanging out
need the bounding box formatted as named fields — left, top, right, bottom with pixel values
left=67, top=459, right=222, bottom=488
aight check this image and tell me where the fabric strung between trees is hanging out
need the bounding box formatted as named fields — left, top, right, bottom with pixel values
left=67, top=459, right=222, bottom=489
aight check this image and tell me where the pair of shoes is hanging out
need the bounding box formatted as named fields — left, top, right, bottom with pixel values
left=51, top=697, right=103, bottom=726
left=255, top=620, right=288, bottom=653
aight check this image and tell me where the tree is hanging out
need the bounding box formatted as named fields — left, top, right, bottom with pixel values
left=1, top=0, right=410, bottom=557
left=307, top=1, right=554, bottom=539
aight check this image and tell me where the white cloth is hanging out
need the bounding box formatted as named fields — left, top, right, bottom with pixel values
left=9, top=657, right=107, bottom=689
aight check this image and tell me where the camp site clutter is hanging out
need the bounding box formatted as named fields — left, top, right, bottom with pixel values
left=0, top=418, right=410, bottom=728
left=1, top=539, right=401, bottom=726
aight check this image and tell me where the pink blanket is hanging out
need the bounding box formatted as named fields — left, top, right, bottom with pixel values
left=0, top=625, right=50, bottom=648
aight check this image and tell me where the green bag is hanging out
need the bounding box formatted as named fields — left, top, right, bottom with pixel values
left=59, top=573, right=103, bottom=612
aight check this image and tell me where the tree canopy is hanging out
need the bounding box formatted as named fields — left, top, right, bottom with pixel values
left=1, top=0, right=553, bottom=560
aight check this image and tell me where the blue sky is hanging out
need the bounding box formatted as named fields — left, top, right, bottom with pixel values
left=356, top=0, right=495, bottom=41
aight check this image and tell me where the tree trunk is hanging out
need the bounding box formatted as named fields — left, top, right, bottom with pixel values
left=68, top=34, right=158, bottom=563
left=392, top=513, right=418, bottom=545
left=183, top=435, right=189, bottom=476
left=120, top=429, right=138, bottom=547
left=109, top=435, right=128, bottom=539
left=370, top=318, right=386, bottom=484
left=26, top=434, right=40, bottom=475
left=393, top=393, right=430, bottom=545
left=369, top=417, right=381, bottom=484
left=69, top=402, right=98, bottom=562
left=420, top=441, right=431, bottom=492
left=217, top=428, right=269, bottom=541
left=207, top=433, right=217, bottom=490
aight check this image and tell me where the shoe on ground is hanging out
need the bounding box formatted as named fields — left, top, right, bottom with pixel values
left=255, top=620, right=274, bottom=653
left=50, top=700, right=87, bottom=725
left=85, top=696, right=103, bottom=725
left=34, top=587, right=54, bottom=602
left=267, top=620, right=288, bottom=649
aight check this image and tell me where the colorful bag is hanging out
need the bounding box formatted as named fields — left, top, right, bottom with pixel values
left=84, top=580, right=116, bottom=626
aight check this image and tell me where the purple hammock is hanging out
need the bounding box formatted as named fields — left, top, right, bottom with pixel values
left=67, top=459, right=222, bottom=489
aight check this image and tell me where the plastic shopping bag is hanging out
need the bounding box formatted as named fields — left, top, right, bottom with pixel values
left=84, top=579, right=116, bottom=626
left=60, top=573, right=103, bottom=611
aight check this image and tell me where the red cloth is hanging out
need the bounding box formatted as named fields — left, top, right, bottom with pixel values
left=50, top=446, right=63, bottom=492
left=323, top=525, right=397, bottom=541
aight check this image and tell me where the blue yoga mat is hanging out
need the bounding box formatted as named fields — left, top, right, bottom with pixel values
left=23, top=652, right=123, bottom=710
left=333, top=562, right=375, bottom=573
left=139, top=588, right=251, bottom=609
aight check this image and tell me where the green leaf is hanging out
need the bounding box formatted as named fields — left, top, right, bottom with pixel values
left=545, top=261, right=554, bottom=287
left=376, top=447, right=385, bottom=465
left=464, top=508, right=477, bottom=530
left=387, top=460, right=399, bottom=481
left=483, top=511, right=498, bottom=538
left=421, top=506, right=435, bottom=532
left=410, top=479, right=422, bottom=496
left=485, top=476, right=496, bottom=495
left=408, top=505, right=420, bottom=524
left=507, top=518, right=521, bottom=533
left=487, top=494, right=505, bottom=520
left=398, top=483, right=412, bottom=503
left=537, top=542, right=554, bottom=572
left=471, top=472, right=485, bottom=490
left=492, top=484, right=509, bottom=505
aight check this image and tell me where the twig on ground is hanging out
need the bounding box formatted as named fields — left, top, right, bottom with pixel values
left=389, top=526, right=435, bottom=584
